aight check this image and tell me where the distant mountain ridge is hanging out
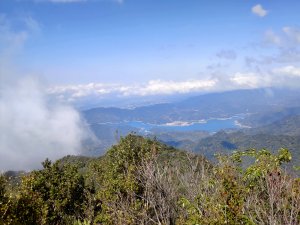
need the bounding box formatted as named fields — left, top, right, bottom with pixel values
left=81, top=88, right=300, bottom=163
left=242, top=107, right=300, bottom=128
left=245, top=115, right=300, bottom=136
left=83, top=88, right=300, bottom=125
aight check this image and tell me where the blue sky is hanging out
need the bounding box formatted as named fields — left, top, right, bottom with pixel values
left=1, top=0, right=300, bottom=101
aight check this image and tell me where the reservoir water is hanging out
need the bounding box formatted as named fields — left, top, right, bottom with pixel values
left=122, top=117, right=239, bottom=133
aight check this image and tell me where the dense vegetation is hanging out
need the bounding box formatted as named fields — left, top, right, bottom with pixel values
left=155, top=114, right=300, bottom=174
left=1, top=134, right=300, bottom=224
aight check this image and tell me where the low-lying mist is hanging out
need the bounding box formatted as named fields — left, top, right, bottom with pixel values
left=0, top=76, right=89, bottom=171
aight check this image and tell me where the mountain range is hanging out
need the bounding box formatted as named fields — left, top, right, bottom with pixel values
left=81, top=88, right=300, bottom=173
left=83, top=88, right=300, bottom=125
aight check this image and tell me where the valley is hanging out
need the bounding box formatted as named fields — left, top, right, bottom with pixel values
left=82, top=88, right=300, bottom=171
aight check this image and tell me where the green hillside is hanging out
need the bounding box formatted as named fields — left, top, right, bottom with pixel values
left=245, top=115, right=300, bottom=136
left=153, top=114, right=300, bottom=172
left=1, top=135, right=299, bottom=224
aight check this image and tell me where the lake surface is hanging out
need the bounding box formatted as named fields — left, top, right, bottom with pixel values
left=122, top=117, right=240, bottom=133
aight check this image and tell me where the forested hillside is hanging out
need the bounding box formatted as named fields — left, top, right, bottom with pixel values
left=1, top=135, right=299, bottom=224
left=156, top=114, right=300, bottom=172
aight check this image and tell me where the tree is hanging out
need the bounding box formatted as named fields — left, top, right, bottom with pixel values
left=13, top=159, right=86, bottom=224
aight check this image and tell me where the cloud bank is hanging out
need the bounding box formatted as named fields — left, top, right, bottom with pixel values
left=47, top=79, right=217, bottom=102
left=0, top=14, right=90, bottom=171
left=47, top=66, right=300, bottom=104
left=0, top=77, right=88, bottom=171
left=273, top=66, right=300, bottom=77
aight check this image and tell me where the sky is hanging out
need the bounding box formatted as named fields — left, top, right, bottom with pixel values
left=1, top=0, right=300, bottom=102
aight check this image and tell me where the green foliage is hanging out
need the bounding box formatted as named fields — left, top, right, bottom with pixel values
left=1, top=135, right=300, bottom=224
left=231, top=148, right=291, bottom=187
left=178, top=148, right=299, bottom=225
left=0, top=174, right=10, bottom=224
left=0, top=175, right=6, bottom=202
left=1, top=159, right=86, bottom=225
left=92, top=134, right=161, bottom=224
left=194, top=131, right=300, bottom=174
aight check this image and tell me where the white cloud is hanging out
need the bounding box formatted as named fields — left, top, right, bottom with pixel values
left=283, top=27, right=300, bottom=44
left=0, top=15, right=28, bottom=58
left=252, top=4, right=268, bottom=17
left=0, top=15, right=92, bottom=171
left=48, top=79, right=218, bottom=101
left=0, top=77, right=88, bottom=171
left=273, top=65, right=300, bottom=77
left=23, top=16, right=41, bottom=33
left=264, top=30, right=281, bottom=45
left=216, top=50, right=237, bottom=60
left=48, top=69, right=300, bottom=106
left=247, top=26, right=300, bottom=70
left=128, top=79, right=217, bottom=96
left=33, top=0, right=123, bottom=3
left=0, top=14, right=42, bottom=87
left=47, top=83, right=117, bottom=101
left=262, top=26, right=300, bottom=48
left=230, top=72, right=262, bottom=88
